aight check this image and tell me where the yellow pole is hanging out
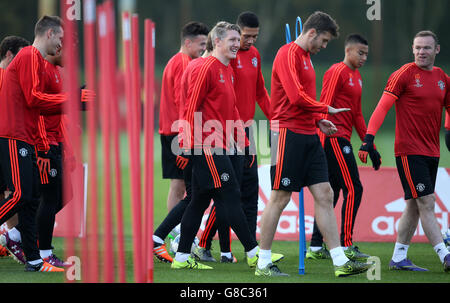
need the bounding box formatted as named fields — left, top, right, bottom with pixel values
left=38, top=0, right=57, bottom=18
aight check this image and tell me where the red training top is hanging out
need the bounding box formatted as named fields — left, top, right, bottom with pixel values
left=230, top=46, right=270, bottom=125
left=0, top=46, right=66, bottom=146
left=319, top=62, right=367, bottom=143
left=367, top=63, right=450, bottom=157
left=270, top=42, right=328, bottom=135
left=182, top=56, right=247, bottom=151
left=159, top=52, right=191, bottom=136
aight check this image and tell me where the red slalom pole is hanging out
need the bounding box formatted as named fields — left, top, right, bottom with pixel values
left=131, top=13, right=144, bottom=282
left=143, top=19, right=155, bottom=283
left=83, top=0, right=98, bottom=283
left=61, top=0, right=81, bottom=282
left=122, top=11, right=144, bottom=283
left=104, top=0, right=126, bottom=283
left=98, top=4, right=114, bottom=283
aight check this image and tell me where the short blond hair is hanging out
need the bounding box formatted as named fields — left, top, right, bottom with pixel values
left=210, top=21, right=241, bottom=48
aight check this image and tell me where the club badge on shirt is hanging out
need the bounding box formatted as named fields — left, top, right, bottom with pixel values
left=219, top=68, right=225, bottom=83
left=348, top=73, right=355, bottom=87
left=437, top=80, right=445, bottom=91
left=252, top=57, right=258, bottom=68
left=414, top=74, right=423, bottom=88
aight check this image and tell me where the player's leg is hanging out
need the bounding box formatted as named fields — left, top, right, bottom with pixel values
left=1, top=139, right=62, bottom=271
left=307, top=137, right=340, bottom=259
left=36, top=144, right=67, bottom=267
left=305, top=135, right=370, bottom=277
left=197, top=204, right=218, bottom=251
left=160, top=135, right=186, bottom=211
left=329, top=138, right=368, bottom=260
left=0, top=139, right=38, bottom=265
left=153, top=161, right=192, bottom=263
left=389, top=155, right=447, bottom=271
left=240, top=157, right=259, bottom=235
left=172, top=150, right=235, bottom=269
left=167, top=179, right=186, bottom=211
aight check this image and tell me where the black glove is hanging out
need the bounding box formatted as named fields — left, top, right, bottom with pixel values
left=359, top=134, right=382, bottom=170
left=175, top=155, right=190, bottom=170
left=369, top=147, right=382, bottom=171
left=445, top=129, right=450, bottom=152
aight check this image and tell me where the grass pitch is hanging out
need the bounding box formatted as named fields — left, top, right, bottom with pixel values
left=0, top=132, right=448, bottom=283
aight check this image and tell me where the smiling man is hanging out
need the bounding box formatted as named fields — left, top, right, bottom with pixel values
left=359, top=30, right=450, bottom=272
left=257, top=11, right=371, bottom=277
left=307, top=34, right=377, bottom=262
left=196, top=11, right=272, bottom=263
left=172, top=21, right=259, bottom=270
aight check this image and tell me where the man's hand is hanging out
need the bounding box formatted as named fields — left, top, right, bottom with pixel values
left=358, top=134, right=382, bottom=170
left=328, top=106, right=351, bottom=115
left=37, top=151, right=52, bottom=177
left=317, top=119, right=338, bottom=136
left=369, top=148, right=382, bottom=170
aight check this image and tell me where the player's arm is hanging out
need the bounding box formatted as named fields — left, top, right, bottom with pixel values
left=353, top=96, right=368, bottom=142
left=445, top=112, right=450, bottom=152
left=173, top=57, right=190, bottom=110
left=445, top=74, right=450, bottom=152
left=255, top=53, right=271, bottom=120
left=317, top=66, right=343, bottom=142
left=357, top=92, right=395, bottom=170
left=278, top=52, right=328, bottom=113
left=19, top=49, right=66, bottom=112
left=319, top=66, right=342, bottom=117
left=183, top=63, right=210, bottom=148
left=358, top=67, right=409, bottom=169
left=232, top=104, right=250, bottom=150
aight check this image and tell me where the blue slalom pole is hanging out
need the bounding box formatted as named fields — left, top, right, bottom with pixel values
left=294, top=15, right=307, bottom=276
left=298, top=189, right=306, bottom=275
left=285, top=24, right=291, bottom=44
left=285, top=16, right=306, bottom=275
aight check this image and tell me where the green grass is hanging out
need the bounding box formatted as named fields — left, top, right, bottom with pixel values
left=0, top=132, right=447, bottom=283
left=155, top=241, right=449, bottom=283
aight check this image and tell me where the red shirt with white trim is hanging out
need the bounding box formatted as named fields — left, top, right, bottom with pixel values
left=0, top=46, right=65, bottom=145
left=383, top=63, right=449, bottom=157
left=230, top=46, right=270, bottom=124
left=270, top=42, right=328, bottom=135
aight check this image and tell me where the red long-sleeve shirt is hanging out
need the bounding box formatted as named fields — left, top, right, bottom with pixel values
left=270, top=42, right=328, bottom=134
left=0, top=46, right=66, bottom=145
left=182, top=56, right=247, bottom=151
left=159, top=52, right=191, bottom=135
left=319, top=62, right=367, bottom=143
left=368, top=63, right=449, bottom=157
left=230, top=46, right=270, bottom=124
